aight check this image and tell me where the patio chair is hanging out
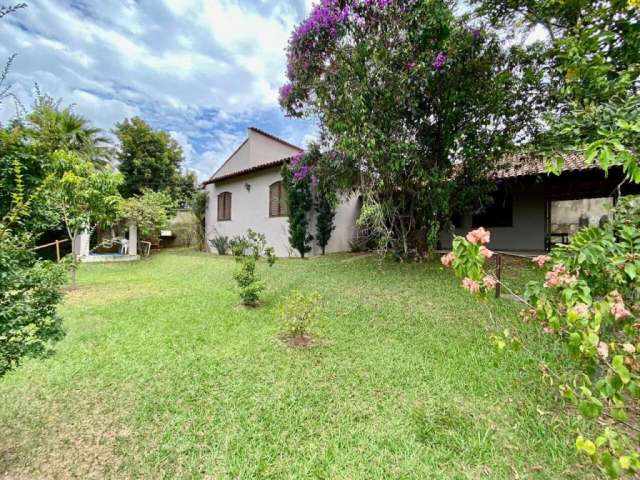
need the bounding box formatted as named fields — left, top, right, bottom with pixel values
left=120, top=239, right=129, bottom=255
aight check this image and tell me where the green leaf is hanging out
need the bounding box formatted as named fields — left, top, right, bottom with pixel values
left=624, top=263, right=636, bottom=280
left=578, top=399, right=602, bottom=419
left=612, top=355, right=631, bottom=384
left=576, top=435, right=597, bottom=456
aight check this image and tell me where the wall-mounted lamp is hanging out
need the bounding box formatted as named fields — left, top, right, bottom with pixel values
left=244, top=182, right=251, bottom=192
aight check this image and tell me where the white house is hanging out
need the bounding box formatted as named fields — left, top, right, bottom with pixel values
left=204, top=128, right=639, bottom=256
left=203, top=127, right=361, bottom=257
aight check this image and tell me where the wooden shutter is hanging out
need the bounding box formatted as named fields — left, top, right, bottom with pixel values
left=270, top=183, right=279, bottom=217
left=270, top=182, right=288, bottom=217
left=218, top=192, right=231, bottom=221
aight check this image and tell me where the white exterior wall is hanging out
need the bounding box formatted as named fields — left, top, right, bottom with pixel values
left=205, top=167, right=360, bottom=257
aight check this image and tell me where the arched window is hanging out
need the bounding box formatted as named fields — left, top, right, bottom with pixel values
left=217, top=192, right=232, bottom=221
left=269, top=181, right=288, bottom=217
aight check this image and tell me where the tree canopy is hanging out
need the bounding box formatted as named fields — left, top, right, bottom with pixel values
left=281, top=0, right=547, bottom=255
left=115, top=117, right=195, bottom=204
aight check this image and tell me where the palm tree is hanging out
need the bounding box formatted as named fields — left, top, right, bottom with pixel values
left=26, top=93, right=113, bottom=165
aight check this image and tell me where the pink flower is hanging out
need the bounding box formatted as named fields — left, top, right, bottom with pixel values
left=543, top=264, right=576, bottom=288
left=465, top=227, right=491, bottom=245
left=532, top=255, right=551, bottom=268
left=479, top=246, right=494, bottom=259
left=573, top=304, right=589, bottom=317
left=462, top=277, right=480, bottom=294
left=597, top=342, right=609, bottom=359
left=543, top=271, right=560, bottom=288
left=440, top=252, right=455, bottom=267
left=483, top=275, right=497, bottom=289
left=612, top=301, right=631, bottom=320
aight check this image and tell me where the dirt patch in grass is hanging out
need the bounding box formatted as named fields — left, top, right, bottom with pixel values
left=279, top=333, right=315, bottom=348
left=0, top=391, right=132, bottom=479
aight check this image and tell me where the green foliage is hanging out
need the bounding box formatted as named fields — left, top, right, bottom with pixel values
left=0, top=229, right=66, bottom=376
left=119, top=189, right=173, bottom=242
left=278, top=290, right=321, bottom=338
left=445, top=197, right=640, bottom=478
left=281, top=154, right=313, bottom=258
left=311, top=146, right=337, bottom=255
left=474, top=0, right=640, bottom=184
left=114, top=117, right=188, bottom=202
left=230, top=229, right=276, bottom=306
left=210, top=234, right=229, bottom=255
left=43, top=150, right=123, bottom=247
left=26, top=93, right=112, bottom=165
left=282, top=0, right=546, bottom=255
left=0, top=157, right=66, bottom=377
left=190, top=190, right=208, bottom=251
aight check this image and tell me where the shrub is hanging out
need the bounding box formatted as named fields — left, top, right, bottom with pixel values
left=210, top=234, right=229, bottom=255
left=442, top=197, right=640, bottom=478
left=279, top=290, right=321, bottom=338
left=231, top=229, right=276, bottom=306
left=0, top=229, right=66, bottom=376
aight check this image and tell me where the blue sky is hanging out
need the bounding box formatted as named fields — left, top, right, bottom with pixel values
left=0, top=0, right=318, bottom=179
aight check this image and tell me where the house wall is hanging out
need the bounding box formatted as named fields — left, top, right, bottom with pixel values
left=205, top=167, right=360, bottom=257
left=214, top=140, right=250, bottom=179
left=248, top=129, right=301, bottom=167
left=440, top=181, right=546, bottom=252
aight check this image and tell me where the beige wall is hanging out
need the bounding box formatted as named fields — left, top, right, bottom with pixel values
left=440, top=181, right=546, bottom=252
left=248, top=129, right=300, bottom=167
left=205, top=167, right=360, bottom=257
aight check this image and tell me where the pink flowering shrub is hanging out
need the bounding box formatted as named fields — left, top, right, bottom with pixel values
left=441, top=227, right=496, bottom=298
left=442, top=197, right=640, bottom=476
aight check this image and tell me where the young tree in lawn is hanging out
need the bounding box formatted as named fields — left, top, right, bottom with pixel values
left=114, top=117, right=188, bottom=201
left=281, top=0, right=546, bottom=256
left=43, top=150, right=123, bottom=286
left=281, top=152, right=314, bottom=258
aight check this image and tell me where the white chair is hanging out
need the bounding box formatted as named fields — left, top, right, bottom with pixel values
left=120, top=239, right=129, bottom=255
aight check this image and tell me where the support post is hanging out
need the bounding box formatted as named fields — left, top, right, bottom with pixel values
left=55, top=240, right=60, bottom=262
left=495, top=254, right=502, bottom=299
left=128, top=221, right=138, bottom=256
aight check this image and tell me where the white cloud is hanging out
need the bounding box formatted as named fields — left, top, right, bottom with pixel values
left=0, top=0, right=315, bottom=179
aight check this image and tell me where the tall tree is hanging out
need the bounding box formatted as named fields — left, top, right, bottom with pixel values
left=114, top=117, right=185, bottom=199
left=472, top=0, right=640, bottom=182
left=26, top=93, right=112, bottom=165
left=281, top=0, right=546, bottom=255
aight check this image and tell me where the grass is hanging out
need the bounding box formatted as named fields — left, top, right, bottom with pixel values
left=0, top=251, right=596, bottom=479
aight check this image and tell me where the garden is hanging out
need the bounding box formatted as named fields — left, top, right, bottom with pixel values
left=1, top=0, right=639, bottom=478
left=0, top=251, right=598, bottom=479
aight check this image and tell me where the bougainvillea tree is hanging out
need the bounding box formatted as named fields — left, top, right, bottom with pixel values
left=281, top=151, right=315, bottom=258
left=280, top=0, right=546, bottom=256
left=443, top=196, right=640, bottom=478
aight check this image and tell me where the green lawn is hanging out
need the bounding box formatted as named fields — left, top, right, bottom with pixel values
left=0, top=251, right=595, bottom=479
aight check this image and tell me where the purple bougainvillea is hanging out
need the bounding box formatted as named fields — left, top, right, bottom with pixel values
left=432, top=52, right=447, bottom=71
left=279, top=83, right=293, bottom=103
left=291, top=0, right=351, bottom=45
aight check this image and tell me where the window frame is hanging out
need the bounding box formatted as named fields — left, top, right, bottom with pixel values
left=269, top=181, right=288, bottom=218
left=217, top=191, right=232, bottom=221
left=472, top=189, right=514, bottom=228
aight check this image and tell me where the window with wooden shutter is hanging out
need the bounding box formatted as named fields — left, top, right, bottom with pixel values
left=269, top=182, right=288, bottom=217
left=217, top=192, right=231, bottom=221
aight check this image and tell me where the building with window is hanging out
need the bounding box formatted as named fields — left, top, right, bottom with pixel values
left=204, top=129, right=639, bottom=256
left=203, top=127, right=360, bottom=257
left=440, top=153, right=640, bottom=252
